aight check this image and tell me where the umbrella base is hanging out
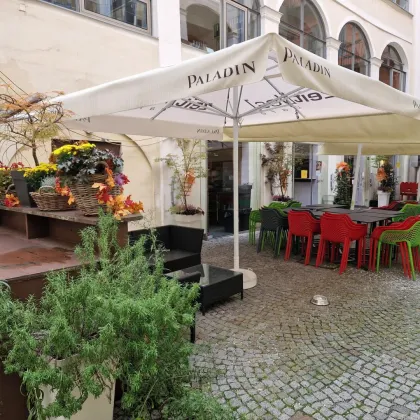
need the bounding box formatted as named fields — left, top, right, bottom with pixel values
left=232, top=268, right=257, bottom=289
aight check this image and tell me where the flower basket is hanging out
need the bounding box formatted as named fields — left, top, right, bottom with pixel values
left=30, top=186, right=75, bottom=212
left=69, top=174, right=121, bottom=216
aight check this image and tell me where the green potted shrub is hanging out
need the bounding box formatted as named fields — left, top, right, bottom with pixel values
left=0, top=213, right=233, bottom=419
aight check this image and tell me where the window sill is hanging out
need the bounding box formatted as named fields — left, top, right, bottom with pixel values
left=181, top=41, right=213, bottom=55
left=36, top=0, right=156, bottom=38
left=380, top=0, right=413, bottom=16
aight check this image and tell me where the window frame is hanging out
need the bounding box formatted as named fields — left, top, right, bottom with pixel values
left=390, top=0, right=409, bottom=12
left=338, top=23, right=371, bottom=76
left=182, top=0, right=260, bottom=52
left=278, top=0, right=326, bottom=58
left=224, top=0, right=249, bottom=48
left=380, top=46, right=406, bottom=91
left=40, top=0, right=152, bottom=35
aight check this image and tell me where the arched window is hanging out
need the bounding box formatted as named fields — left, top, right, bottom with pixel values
left=380, top=45, right=405, bottom=91
left=338, top=23, right=370, bottom=75
left=180, top=0, right=260, bottom=52
left=279, top=0, right=326, bottom=58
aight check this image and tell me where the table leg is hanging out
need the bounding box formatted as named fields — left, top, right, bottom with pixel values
left=190, top=313, right=196, bottom=343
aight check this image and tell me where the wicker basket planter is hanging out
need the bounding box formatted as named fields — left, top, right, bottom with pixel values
left=30, top=187, right=75, bottom=212
left=69, top=174, right=121, bottom=216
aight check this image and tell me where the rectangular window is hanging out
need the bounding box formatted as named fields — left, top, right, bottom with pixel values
left=42, top=0, right=77, bottom=10
left=391, top=0, right=409, bottom=11
left=84, top=0, right=149, bottom=30
left=226, top=2, right=246, bottom=47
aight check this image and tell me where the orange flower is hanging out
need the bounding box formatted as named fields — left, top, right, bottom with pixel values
left=336, top=161, right=350, bottom=172
left=105, top=167, right=115, bottom=189
left=68, top=193, right=75, bottom=205
left=376, top=167, right=387, bottom=182
left=185, top=170, right=196, bottom=186
left=4, top=194, right=20, bottom=207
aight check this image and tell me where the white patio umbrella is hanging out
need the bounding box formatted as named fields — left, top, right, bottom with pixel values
left=55, top=33, right=420, bottom=288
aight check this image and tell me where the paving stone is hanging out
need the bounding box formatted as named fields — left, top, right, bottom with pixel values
left=187, top=236, right=420, bottom=419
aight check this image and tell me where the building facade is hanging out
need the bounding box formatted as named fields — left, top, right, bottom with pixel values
left=1, top=0, right=420, bottom=231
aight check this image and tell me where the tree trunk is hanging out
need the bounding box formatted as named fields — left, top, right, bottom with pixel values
left=32, top=147, right=39, bottom=166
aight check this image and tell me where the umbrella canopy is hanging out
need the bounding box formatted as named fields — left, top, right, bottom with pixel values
left=57, top=33, right=420, bottom=142
left=318, top=143, right=420, bottom=156
left=53, top=33, right=420, bottom=275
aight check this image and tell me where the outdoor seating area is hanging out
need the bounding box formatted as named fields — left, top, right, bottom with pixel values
left=2, top=26, right=420, bottom=420
left=251, top=202, right=420, bottom=279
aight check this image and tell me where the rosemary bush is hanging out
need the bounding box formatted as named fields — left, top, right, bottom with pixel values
left=0, top=213, right=232, bottom=419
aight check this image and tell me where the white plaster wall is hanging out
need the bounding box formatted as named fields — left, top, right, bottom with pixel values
left=0, top=0, right=161, bottom=223
left=1, top=0, right=160, bottom=93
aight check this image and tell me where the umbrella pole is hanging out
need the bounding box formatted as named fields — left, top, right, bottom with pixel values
left=233, top=86, right=240, bottom=270
left=232, top=86, right=257, bottom=289
left=351, top=144, right=363, bottom=210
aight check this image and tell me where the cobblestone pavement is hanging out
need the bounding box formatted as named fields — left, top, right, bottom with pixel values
left=192, top=234, right=420, bottom=420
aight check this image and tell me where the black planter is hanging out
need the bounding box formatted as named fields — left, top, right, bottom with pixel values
left=369, top=200, right=378, bottom=208
left=10, top=170, right=36, bottom=207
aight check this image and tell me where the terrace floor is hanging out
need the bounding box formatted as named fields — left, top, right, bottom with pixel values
left=193, top=234, right=420, bottom=420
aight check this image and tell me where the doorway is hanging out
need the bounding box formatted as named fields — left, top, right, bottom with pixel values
left=207, top=141, right=251, bottom=238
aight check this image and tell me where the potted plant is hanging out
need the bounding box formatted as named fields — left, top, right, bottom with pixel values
left=333, top=161, right=352, bottom=208
left=376, top=159, right=395, bottom=207
left=0, top=162, right=14, bottom=205
left=272, top=195, right=292, bottom=204
left=16, top=162, right=58, bottom=208
left=51, top=141, right=142, bottom=217
left=158, top=139, right=206, bottom=229
left=30, top=176, right=75, bottom=212
left=0, top=214, right=234, bottom=420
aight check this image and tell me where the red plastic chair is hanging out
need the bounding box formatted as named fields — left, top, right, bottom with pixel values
left=285, top=210, right=320, bottom=265
left=368, top=216, right=420, bottom=271
left=378, top=201, right=399, bottom=210
left=315, top=213, right=367, bottom=274
left=400, top=182, right=418, bottom=200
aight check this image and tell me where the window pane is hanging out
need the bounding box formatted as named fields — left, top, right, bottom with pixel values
left=339, top=23, right=353, bottom=48
left=280, top=0, right=302, bottom=30
left=135, top=1, right=148, bottom=29
left=43, top=0, right=77, bottom=10
left=247, top=10, right=259, bottom=40
left=353, top=56, right=369, bottom=75
left=392, top=71, right=402, bottom=90
left=338, top=48, right=353, bottom=71
left=379, top=66, right=391, bottom=86
left=303, top=34, right=325, bottom=57
left=84, top=0, right=149, bottom=30
left=279, top=0, right=325, bottom=57
left=181, top=2, right=220, bottom=52
left=233, top=0, right=260, bottom=12
left=353, top=27, right=369, bottom=60
left=339, top=23, right=370, bottom=75
left=303, top=1, right=323, bottom=39
left=226, top=3, right=246, bottom=47
left=279, top=24, right=301, bottom=47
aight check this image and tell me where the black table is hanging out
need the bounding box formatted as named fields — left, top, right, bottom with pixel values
left=166, top=264, right=243, bottom=315
left=302, top=204, right=346, bottom=209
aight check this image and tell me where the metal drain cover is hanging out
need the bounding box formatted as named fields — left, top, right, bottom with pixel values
left=311, top=295, right=329, bottom=306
